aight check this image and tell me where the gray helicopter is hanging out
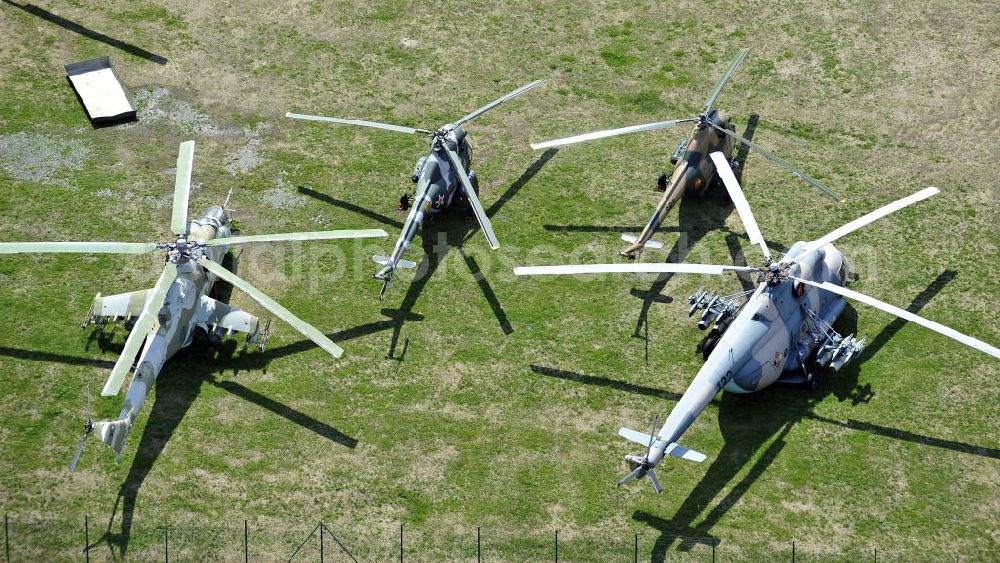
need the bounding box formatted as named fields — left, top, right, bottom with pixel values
left=287, top=79, right=544, bottom=298
left=0, top=141, right=387, bottom=469
left=530, top=49, right=840, bottom=257
left=515, top=152, right=999, bottom=493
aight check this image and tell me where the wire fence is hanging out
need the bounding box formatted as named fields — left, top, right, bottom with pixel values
left=1, top=513, right=894, bottom=561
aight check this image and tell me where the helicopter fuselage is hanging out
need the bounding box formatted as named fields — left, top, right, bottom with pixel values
left=375, top=127, right=475, bottom=280
left=94, top=206, right=244, bottom=454
left=622, top=110, right=737, bottom=256
left=648, top=241, right=850, bottom=464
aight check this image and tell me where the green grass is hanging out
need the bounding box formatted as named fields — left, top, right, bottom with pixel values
left=0, top=1, right=997, bottom=561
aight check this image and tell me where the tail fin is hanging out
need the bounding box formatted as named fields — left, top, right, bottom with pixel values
left=93, top=419, right=131, bottom=463
left=620, top=233, right=664, bottom=249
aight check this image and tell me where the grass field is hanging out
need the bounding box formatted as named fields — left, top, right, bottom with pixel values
left=0, top=0, right=997, bottom=560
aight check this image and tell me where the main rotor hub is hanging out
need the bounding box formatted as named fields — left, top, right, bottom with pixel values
left=159, top=236, right=206, bottom=264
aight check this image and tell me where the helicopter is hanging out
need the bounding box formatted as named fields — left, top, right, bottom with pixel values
left=0, top=140, right=387, bottom=469
left=514, top=152, right=999, bottom=493
left=530, top=49, right=841, bottom=258
left=287, top=79, right=545, bottom=298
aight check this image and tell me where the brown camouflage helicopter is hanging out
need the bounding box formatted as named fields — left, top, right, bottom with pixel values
left=530, top=49, right=841, bottom=257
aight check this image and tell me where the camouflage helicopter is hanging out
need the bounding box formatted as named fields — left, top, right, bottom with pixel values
left=530, top=49, right=841, bottom=257
left=0, top=141, right=387, bottom=469
left=287, top=79, right=544, bottom=298
left=515, top=153, right=999, bottom=493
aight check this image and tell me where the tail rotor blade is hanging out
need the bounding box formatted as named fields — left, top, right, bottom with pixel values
left=793, top=277, right=1000, bottom=359
left=205, top=229, right=388, bottom=246
left=454, top=79, right=545, bottom=127
left=172, top=141, right=195, bottom=236
left=0, top=241, right=157, bottom=254
left=285, top=113, right=435, bottom=135
left=710, top=123, right=841, bottom=202
left=68, top=433, right=88, bottom=473
left=704, top=48, right=749, bottom=113
left=530, top=119, right=691, bottom=150
left=709, top=151, right=771, bottom=260
left=445, top=148, right=499, bottom=249
left=196, top=257, right=344, bottom=358
left=788, top=187, right=940, bottom=265
left=647, top=469, right=663, bottom=494
left=102, top=263, right=178, bottom=396
left=617, top=465, right=645, bottom=486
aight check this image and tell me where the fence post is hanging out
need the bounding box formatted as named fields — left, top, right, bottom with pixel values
left=164, top=526, right=169, bottom=563
left=244, top=519, right=248, bottom=563
left=633, top=532, right=638, bottom=563
left=554, top=530, right=558, bottom=563
left=319, top=522, right=324, bottom=563
left=399, top=523, right=403, bottom=563
left=477, top=526, right=481, bottom=562
left=4, top=513, right=8, bottom=563
left=712, top=538, right=716, bottom=562
left=791, top=540, right=795, bottom=563
left=84, top=515, right=89, bottom=563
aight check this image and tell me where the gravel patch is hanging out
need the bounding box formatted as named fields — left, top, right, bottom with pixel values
left=0, top=132, right=91, bottom=188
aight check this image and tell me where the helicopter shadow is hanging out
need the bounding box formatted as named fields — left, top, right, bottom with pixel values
left=84, top=335, right=359, bottom=558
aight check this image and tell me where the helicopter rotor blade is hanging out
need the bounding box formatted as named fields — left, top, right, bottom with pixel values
left=0, top=241, right=157, bottom=254
left=285, top=113, right=435, bottom=136
left=709, top=151, right=771, bottom=260
left=704, top=48, right=749, bottom=113
left=444, top=147, right=500, bottom=249
left=710, top=123, right=841, bottom=202
left=171, top=141, right=195, bottom=236
left=530, top=119, right=693, bottom=150
left=646, top=468, right=663, bottom=494
left=792, top=277, right=1000, bottom=360
left=196, top=257, right=344, bottom=358
left=102, top=262, right=178, bottom=396
left=788, top=187, right=940, bottom=265
left=645, top=415, right=659, bottom=459
left=514, top=263, right=756, bottom=276
left=204, top=229, right=388, bottom=246
left=453, top=79, right=546, bottom=127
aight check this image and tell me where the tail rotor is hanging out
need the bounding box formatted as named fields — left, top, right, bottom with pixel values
left=617, top=415, right=663, bottom=494
left=68, top=386, right=94, bottom=473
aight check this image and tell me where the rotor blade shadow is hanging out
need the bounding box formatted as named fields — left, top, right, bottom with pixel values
left=855, top=269, right=958, bottom=362
left=461, top=249, right=512, bottom=334
left=298, top=186, right=404, bottom=230
left=543, top=224, right=681, bottom=233
left=807, top=414, right=998, bottom=459
left=2, top=1, right=167, bottom=65
left=485, top=148, right=558, bottom=218
left=207, top=378, right=357, bottom=448
left=732, top=114, right=759, bottom=182
left=0, top=345, right=115, bottom=370
left=529, top=364, right=683, bottom=402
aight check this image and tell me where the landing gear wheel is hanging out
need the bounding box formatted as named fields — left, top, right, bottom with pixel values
left=804, top=372, right=818, bottom=393
left=702, top=335, right=719, bottom=360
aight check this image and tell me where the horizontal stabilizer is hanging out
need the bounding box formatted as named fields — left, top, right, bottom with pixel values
left=618, top=427, right=657, bottom=447
left=664, top=442, right=707, bottom=463
left=372, top=255, right=417, bottom=269
left=620, top=233, right=664, bottom=249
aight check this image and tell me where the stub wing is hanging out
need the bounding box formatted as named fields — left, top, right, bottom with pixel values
left=195, top=296, right=259, bottom=335
left=84, top=290, right=154, bottom=325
